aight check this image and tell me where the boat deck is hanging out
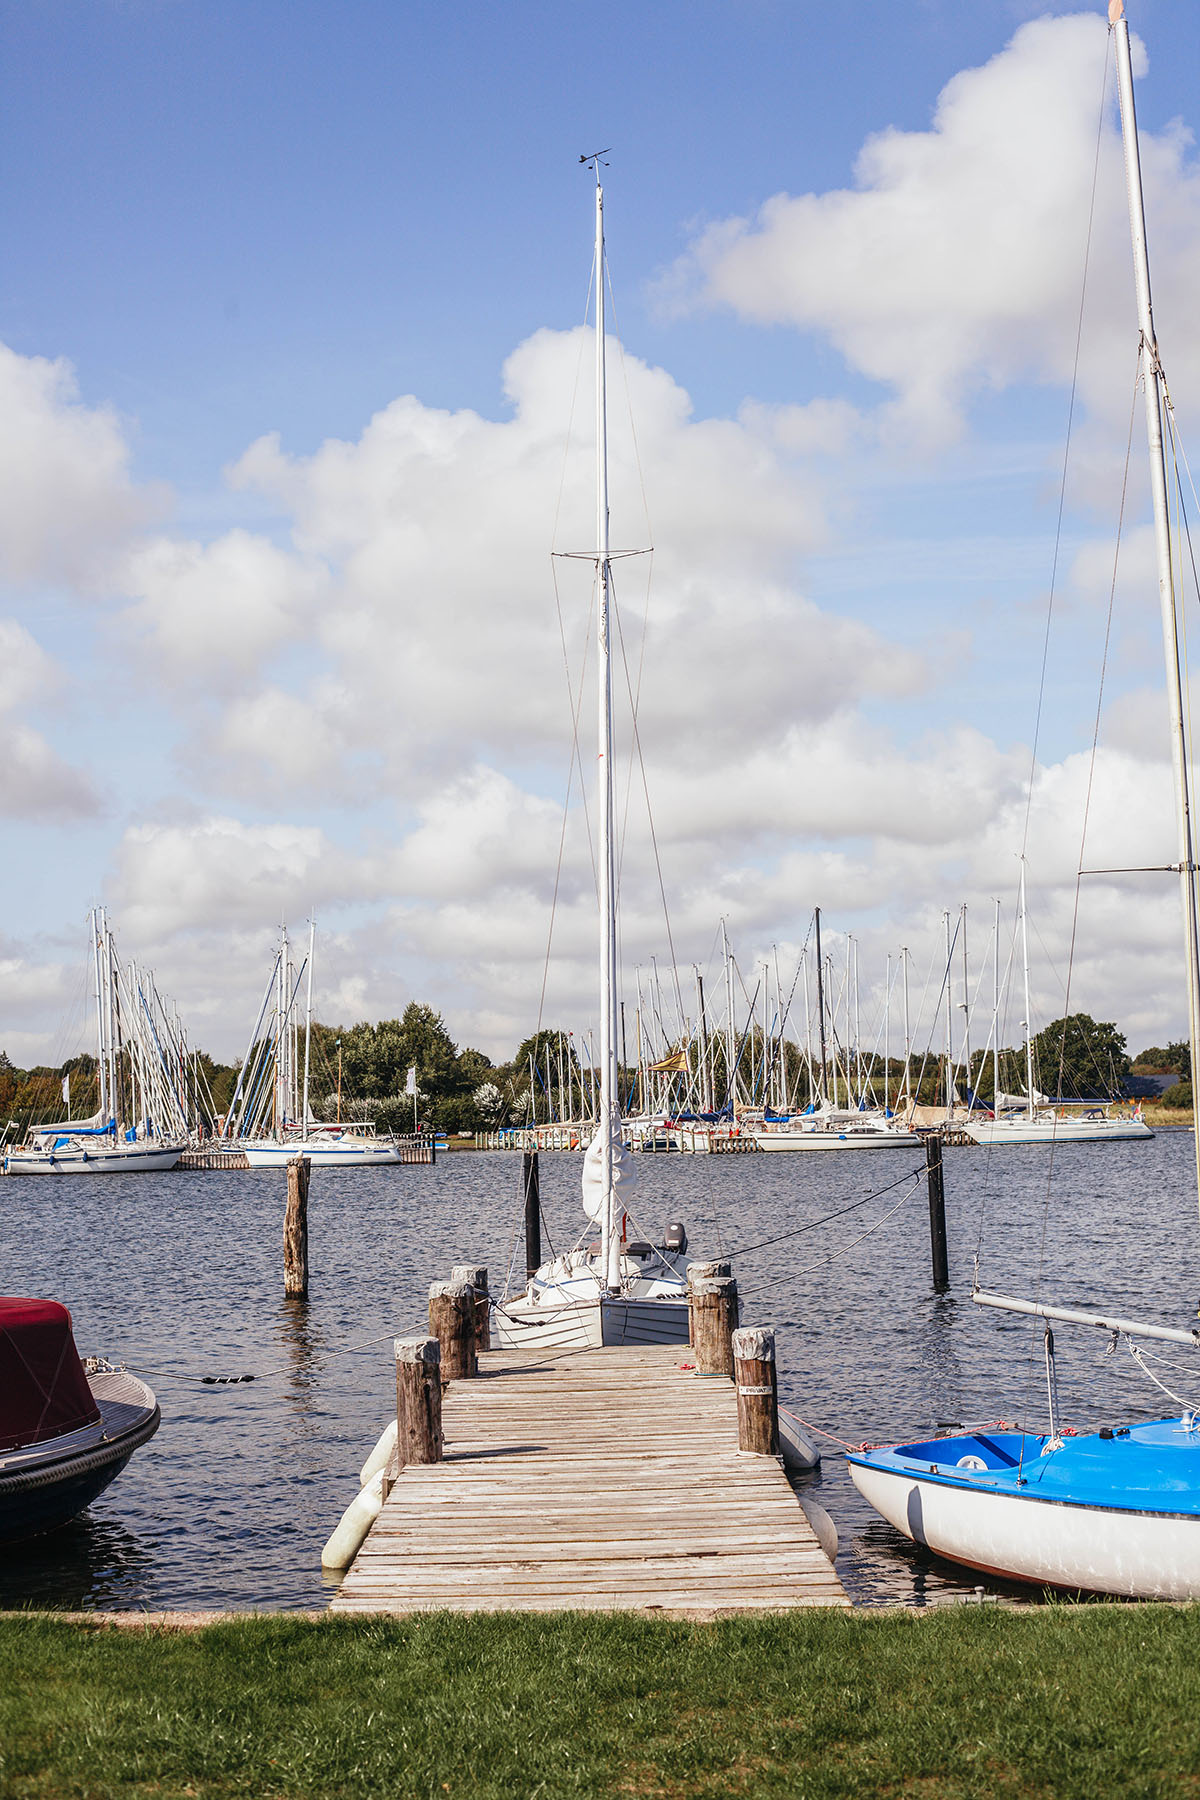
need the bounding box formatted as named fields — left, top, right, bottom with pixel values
left=330, top=1344, right=849, bottom=1615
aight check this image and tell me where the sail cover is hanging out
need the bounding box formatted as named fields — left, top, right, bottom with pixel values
left=0, top=1297, right=101, bottom=1452
left=581, top=1117, right=637, bottom=1223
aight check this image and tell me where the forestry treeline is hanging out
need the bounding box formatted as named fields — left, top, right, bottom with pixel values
left=0, top=1008, right=1160, bottom=1137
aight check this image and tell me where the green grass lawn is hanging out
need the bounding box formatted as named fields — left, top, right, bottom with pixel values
left=1, top=1607, right=1198, bottom=1799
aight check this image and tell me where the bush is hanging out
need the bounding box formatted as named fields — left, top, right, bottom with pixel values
left=1162, top=1080, right=1193, bottom=1109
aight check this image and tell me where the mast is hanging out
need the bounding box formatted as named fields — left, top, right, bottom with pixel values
left=992, top=898, right=1002, bottom=1115
left=583, top=153, right=621, bottom=1292
left=1020, top=860, right=1035, bottom=1119
left=943, top=910, right=954, bottom=1112
left=901, top=945, right=912, bottom=1107
left=302, top=918, right=315, bottom=1135
left=91, top=907, right=109, bottom=1122
left=814, top=908, right=828, bottom=1105
left=721, top=920, right=736, bottom=1109
left=1112, top=2, right=1200, bottom=1209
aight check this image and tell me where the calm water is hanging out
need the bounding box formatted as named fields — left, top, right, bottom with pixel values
left=1, top=1133, right=1197, bottom=1611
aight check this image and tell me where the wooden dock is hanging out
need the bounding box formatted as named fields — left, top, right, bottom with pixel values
left=331, top=1344, right=849, bottom=1616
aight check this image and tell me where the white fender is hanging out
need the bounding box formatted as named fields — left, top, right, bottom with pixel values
left=797, top=1494, right=839, bottom=1563
left=321, top=1469, right=384, bottom=1571
left=358, top=1419, right=398, bottom=1489
left=778, top=1410, right=821, bottom=1471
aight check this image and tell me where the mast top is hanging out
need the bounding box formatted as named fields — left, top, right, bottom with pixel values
left=1108, top=1, right=1124, bottom=22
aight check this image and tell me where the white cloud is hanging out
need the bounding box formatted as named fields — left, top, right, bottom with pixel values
left=0, top=344, right=158, bottom=586
left=0, top=620, right=100, bottom=819
left=663, top=16, right=1200, bottom=445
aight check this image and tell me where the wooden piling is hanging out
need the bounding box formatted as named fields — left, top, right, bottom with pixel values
left=733, top=1324, right=779, bottom=1456
left=522, top=1150, right=541, bottom=1279
left=283, top=1155, right=310, bottom=1296
left=428, top=1279, right=478, bottom=1379
left=689, top=1275, right=739, bottom=1376
left=686, top=1260, right=731, bottom=1348
left=450, top=1264, right=490, bottom=1353
left=394, top=1336, right=443, bottom=1467
left=925, top=1133, right=949, bottom=1292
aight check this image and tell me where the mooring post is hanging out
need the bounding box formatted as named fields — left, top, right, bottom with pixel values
left=925, top=1133, right=949, bottom=1292
left=394, top=1336, right=443, bottom=1468
left=283, top=1155, right=311, bottom=1295
left=733, top=1324, right=779, bottom=1455
left=450, top=1263, right=490, bottom=1353
left=522, top=1150, right=541, bottom=1279
left=689, top=1275, right=739, bottom=1375
left=686, top=1260, right=731, bottom=1347
left=428, top=1279, right=478, bottom=1379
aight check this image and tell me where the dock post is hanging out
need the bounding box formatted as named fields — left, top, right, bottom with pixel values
left=686, top=1260, right=731, bottom=1347
left=284, top=1155, right=311, bottom=1295
left=925, top=1134, right=949, bottom=1292
left=733, top=1325, right=779, bottom=1455
left=689, top=1275, right=739, bottom=1376
left=522, top=1150, right=541, bottom=1278
left=394, top=1336, right=442, bottom=1467
left=451, top=1264, right=490, bottom=1353
left=429, top=1279, right=478, bottom=1379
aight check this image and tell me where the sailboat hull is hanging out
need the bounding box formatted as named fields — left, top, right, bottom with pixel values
left=491, top=1295, right=690, bottom=1351
left=849, top=1420, right=1200, bottom=1598
left=5, top=1141, right=183, bottom=1174
left=754, top=1128, right=920, bottom=1151
left=239, top=1138, right=403, bottom=1167
left=964, top=1116, right=1153, bottom=1145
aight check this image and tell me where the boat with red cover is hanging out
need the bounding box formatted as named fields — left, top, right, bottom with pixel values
left=0, top=1297, right=159, bottom=1543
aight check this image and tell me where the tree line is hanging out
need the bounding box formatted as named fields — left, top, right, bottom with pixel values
left=0, top=1008, right=1186, bottom=1138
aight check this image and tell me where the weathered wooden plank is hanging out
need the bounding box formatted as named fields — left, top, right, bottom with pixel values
left=331, top=1341, right=849, bottom=1614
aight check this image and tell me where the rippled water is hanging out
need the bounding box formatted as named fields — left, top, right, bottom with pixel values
left=1, top=1132, right=1196, bottom=1611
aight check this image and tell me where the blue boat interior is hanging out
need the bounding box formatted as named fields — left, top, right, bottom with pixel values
left=893, top=1432, right=1039, bottom=1471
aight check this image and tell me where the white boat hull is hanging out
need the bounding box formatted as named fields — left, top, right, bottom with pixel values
left=491, top=1294, right=690, bottom=1351
left=965, top=1116, right=1153, bottom=1145
left=848, top=1458, right=1200, bottom=1599
left=5, top=1141, right=183, bottom=1174
left=239, top=1138, right=403, bottom=1167
left=754, top=1128, right=920, bottom=1151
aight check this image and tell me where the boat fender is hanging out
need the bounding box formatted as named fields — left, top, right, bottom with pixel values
left=321, top=1470, right=385, bottom=1571
left=359, top=1418, right=398, bottom=1489
left=796, top=1495, right=838, bottom=1563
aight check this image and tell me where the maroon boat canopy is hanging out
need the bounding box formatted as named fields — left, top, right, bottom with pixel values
left=0, top=1298, right=100, bottom=1452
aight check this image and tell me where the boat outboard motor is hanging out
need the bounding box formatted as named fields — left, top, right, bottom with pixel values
left=661, top=1221, right=688, bottom=1255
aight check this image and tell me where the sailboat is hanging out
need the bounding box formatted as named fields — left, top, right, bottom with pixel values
left=492, top=162, right=691, bottom=1351
left=223, top=923, right=404, bottom=1167
left=964, top=864, right=1152, bottom=1147
left=753, top=909, right=920, bottom=1151
left=850, top=1, right=1200, bottom=1597
left=5, top=911, right=185, bottom=1175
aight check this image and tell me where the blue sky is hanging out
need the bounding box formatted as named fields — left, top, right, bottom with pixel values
left=3, top=0, right=1200, bottom=1064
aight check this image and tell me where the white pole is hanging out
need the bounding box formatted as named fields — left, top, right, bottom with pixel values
left=302, top=917, right=315, bottom=1136
left=902, top=945, right=912, bottom=1107
left=1113, top=5, right=1200, bottom=1212
left=943, top=910, right=954, bottom=1112
left=1020, top=860, right=1035, bottom=1119
left=992, top=898, right=1001, bottom=1115
left=884, top=953, right=891, bottom=1114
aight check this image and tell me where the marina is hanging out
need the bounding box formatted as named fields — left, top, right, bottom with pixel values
left=0, top=1134, right=1194, bottom=1614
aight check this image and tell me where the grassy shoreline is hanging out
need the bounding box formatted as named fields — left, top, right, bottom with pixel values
left=2, top=1609, right=1199, bottom=1798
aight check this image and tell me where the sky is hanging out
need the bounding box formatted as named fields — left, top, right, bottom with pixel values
left=3, top=0, right=1200, bottom=1072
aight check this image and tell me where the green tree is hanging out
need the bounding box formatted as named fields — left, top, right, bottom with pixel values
left=1031, top=1014, right=1130, bottom=1100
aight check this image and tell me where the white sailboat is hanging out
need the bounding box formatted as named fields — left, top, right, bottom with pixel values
left=5, top=911, right=185, bottom=1175
left=964, top=864, right=1152, bottom=1146
left=851, top=1, right=1200, bottom=1598
left=493, top=162, right=690, bottom=1351
left=223, top=922, right=404, bottom=1167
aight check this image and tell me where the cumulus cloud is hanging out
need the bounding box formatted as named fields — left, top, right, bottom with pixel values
left=0, top=344, right=158, bottom=585
left=663, top=15, right=1200, bottom=444
left=0, top=620, right=100, bottom=819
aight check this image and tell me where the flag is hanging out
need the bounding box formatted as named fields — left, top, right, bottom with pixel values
left=405, top=1065, right=418, bottom=1096
left=61, top=1073, right=70, bottom=1104
left=648, top=1049, right=689, bottom=1074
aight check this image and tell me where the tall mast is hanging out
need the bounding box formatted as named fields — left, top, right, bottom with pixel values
left=901, top=945, right=912, bottom=1106
left=91, top=908, right=109, bottom=1122
left=943, top=910, right=954, bottom=1112
left=814, top=908, right=828, bottom=1105
left=1112, top=2, right=1200, bottom=1208
left=992, top=897, right=1002, bottom=1115
left=1020, top=860, right=1035, bottom=1119
left=584, top=157, right=621, bottom=1293
left=302, top=917, right=315, bottom=1135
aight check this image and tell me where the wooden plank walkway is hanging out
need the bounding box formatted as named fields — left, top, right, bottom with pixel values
left=331, top=1344, right=849, bottom=1615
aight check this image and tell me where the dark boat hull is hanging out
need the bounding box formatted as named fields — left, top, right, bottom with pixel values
left=0, top=1369, right=159, bottom=1545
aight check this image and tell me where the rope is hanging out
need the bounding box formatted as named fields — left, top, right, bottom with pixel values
left=725, top=1161, right=925, bottom=1258
left=1126, top=1338, right=1200, bottom=1415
